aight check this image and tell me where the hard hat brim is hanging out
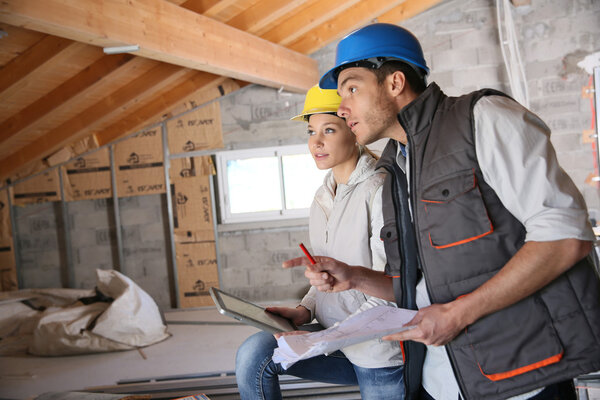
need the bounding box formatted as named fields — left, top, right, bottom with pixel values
left=319, top=66, right=339, bottom=90
left=290, top=110, right=338, bottom=122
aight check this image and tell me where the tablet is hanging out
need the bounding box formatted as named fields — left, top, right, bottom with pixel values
left=209, top=287, right=297, bottom=333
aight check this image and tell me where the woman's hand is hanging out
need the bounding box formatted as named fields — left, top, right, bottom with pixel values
left=266, top=305, right=311, bottom=327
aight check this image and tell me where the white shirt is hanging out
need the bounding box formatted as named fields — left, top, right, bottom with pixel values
left=399, top=95, right=595, bottom=400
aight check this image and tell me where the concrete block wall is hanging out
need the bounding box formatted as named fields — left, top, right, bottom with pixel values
left=218, top=227, right=310, bottom=302
left=15, top=195, right=173, bottom=310
left=15, top=203, right=66, bottom=289
left=397, top=0, right=600, bottom=218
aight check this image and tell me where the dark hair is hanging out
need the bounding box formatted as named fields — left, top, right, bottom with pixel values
left=372, top=60, right=427, bottom=94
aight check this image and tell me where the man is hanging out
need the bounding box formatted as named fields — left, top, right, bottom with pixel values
left=283, top=23, right=600, bottom=400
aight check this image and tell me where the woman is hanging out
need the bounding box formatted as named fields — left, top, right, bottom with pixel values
left=235, top=85, right=404, bottom=399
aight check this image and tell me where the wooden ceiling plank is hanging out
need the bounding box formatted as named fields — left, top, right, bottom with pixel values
left=0, top=62, right=184, bottom=174
left=0, top=53, right=135, bottom=145
left=95, top=71, right=226, bottom=146
left=377, top=0, right=444, bottom=24
left=227, top=0, right=308, bottom=35
left=259, top=0, right=361, bottom=47
left=287, top=0, right=410, bottom=55
left=0, top=34, right=73, bottom=95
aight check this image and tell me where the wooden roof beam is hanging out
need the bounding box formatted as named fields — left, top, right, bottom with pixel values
left=0, top=0, right=318, bottom=92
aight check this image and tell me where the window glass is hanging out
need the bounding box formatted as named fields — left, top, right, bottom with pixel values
left=217, top=145, right=327, bottom=223
left=227, top=156, right=281, bottom=214
left=282, top=153, right=325, bottom=210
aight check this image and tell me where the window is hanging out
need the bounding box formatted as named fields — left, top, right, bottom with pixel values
left=216, top=145, right=327, bottom=223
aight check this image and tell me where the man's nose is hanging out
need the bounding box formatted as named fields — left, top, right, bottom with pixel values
left=337, top=100, right=349, bottom=119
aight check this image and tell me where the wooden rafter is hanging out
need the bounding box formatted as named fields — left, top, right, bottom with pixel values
left=227, top=0, right=308, bottom=35
left=0, top=35, right=73, bottom=96
left=0, top=63, right=186, bottom=174
left=378, top=0, right=444, bottom=24
left=0, top=53, right=135, bottom=145
left=260, top=0, right=361, bottom=46
left=287, top=0, right=411, bottom=54
left=0, top=0, right=318, bottom=92
left=95, top=73, right=229, bottom=146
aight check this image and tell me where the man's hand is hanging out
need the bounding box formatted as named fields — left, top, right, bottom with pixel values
left=274, top=330, right=311, bottom=339
left=282, top=256, right=354, bottom=292
left=382, top=239, right=593, bottom=346
left=382, top=302, right=468, bottom=346
left=282, top=255, right=395, bottom=300
left=266, top=305, right=311, bottom=327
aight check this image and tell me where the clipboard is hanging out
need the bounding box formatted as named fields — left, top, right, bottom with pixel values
left=209, top=287, right=297, bottom=333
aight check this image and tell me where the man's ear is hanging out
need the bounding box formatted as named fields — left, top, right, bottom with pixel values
left=387, top=70, right=407, bottom=97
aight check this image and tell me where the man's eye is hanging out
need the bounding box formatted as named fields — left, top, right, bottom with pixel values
left=307, top=130, right=315, bottom=136
left=350, top=87, right=357, bottom=93
left=325, top=128, right=335, bottom=134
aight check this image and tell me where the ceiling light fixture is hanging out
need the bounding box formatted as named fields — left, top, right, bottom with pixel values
left=102, top=44, right=140, bottom=55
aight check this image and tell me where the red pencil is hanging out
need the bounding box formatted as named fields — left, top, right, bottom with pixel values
left=299, top=243, right=316, bottom=265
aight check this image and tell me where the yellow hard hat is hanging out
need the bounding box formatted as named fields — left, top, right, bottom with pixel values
left=291, top=84, right=341, bottom=122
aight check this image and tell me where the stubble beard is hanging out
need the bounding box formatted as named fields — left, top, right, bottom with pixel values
left=361, top=87, right=398, bottom=144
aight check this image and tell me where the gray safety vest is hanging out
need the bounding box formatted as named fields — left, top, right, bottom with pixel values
left=377, top=82, right=600, bottom=400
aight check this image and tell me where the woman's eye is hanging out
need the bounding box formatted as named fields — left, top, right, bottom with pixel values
left=350, top=87, right=357, bottom=93
left=307, top=129, right=315, bottom=136
left=325, top=128, right=335, bottom=134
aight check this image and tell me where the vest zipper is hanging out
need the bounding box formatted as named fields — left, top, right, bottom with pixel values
left=405, top=123, right=468, bottom=400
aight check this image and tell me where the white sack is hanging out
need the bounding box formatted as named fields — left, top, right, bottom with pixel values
left=27, top=269, right=170, bottom=356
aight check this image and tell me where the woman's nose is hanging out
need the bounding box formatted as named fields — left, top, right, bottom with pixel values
left=310, top=134, right=323, bottom=148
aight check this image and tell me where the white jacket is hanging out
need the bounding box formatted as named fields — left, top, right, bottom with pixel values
left=300, top=152, right=403, bottom=368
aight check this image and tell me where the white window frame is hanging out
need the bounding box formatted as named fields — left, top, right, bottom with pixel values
left=216, top=144, right=321, bottom=224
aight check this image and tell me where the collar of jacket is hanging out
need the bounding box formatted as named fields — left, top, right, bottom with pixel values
left=315, top=152, right=378, bottom=212
left=376, top=82, right=444, bottom=171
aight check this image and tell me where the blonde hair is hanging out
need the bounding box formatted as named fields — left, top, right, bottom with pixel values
left=359, top=145, right=379, bottom=160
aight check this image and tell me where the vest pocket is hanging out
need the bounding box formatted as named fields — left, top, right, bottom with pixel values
left=460, top=294, right=563, bottom=382
left=380, top=223, right=401, bottom=277
left=420, top=169, right=493, bottom=248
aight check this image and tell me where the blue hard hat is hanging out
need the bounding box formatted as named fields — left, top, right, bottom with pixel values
left=319, top=23, right=429, bottom=89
